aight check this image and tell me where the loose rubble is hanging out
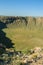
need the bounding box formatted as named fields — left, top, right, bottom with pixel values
left=0, top=47, right=43, bottom=65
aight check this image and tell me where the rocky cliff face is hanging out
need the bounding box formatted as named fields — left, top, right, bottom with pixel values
left=0, top=16, right=43, bottom=28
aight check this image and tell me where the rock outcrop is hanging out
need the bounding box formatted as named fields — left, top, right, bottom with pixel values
left=0, top=16, right=43, bottom=28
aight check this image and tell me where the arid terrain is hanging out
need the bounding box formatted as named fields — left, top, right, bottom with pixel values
left=0, top=16, right=43, bottom=65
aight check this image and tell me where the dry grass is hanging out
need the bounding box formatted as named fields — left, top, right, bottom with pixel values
left=3, top=27, right=43, bottom=51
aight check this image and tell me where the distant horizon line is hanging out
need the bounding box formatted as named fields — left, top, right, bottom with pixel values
left=0, top=15, right=43, bottom=17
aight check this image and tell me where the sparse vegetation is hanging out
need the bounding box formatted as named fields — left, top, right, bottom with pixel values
left=0, top=16, right=43, bottom=65
left=3, top=28, right=43, bottom=51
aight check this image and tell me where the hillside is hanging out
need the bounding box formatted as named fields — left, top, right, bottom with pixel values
left=0, top=16, right=43, bottom=28
left=0, top=16, right=43, bottom=51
